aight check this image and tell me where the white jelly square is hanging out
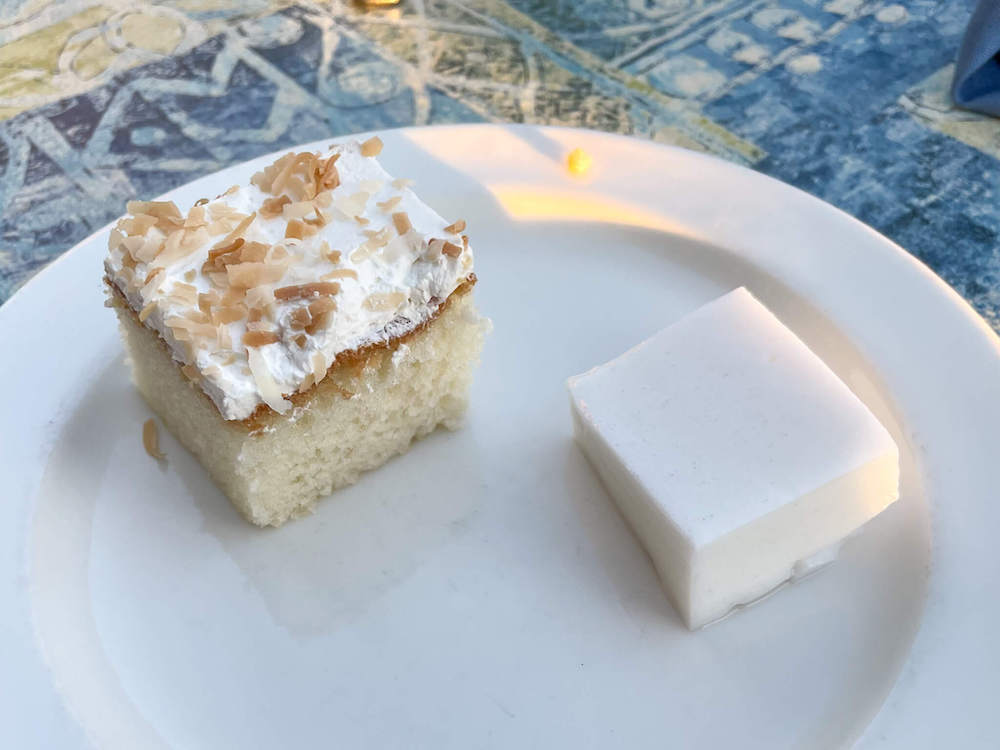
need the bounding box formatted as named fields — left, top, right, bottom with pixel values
left=568, top=288, right=899, bottom=629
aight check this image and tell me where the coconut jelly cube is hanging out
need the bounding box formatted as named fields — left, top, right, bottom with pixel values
left=568, top=288, right=899, bottom=629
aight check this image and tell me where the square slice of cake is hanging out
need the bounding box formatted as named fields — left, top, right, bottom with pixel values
left=105, top=137, right=487, bottom=527
left=568, top=288, right=899, bottom=629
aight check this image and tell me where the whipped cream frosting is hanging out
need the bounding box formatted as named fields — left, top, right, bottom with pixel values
left=105, top=140, right=474, bottom=421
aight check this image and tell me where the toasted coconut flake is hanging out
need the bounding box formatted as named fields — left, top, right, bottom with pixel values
left=324, top=246, right=342, bottom=264
left=260, top=195, right=291, bottom=218
left=270, top=152, right=306, bottom=195
left=283, top=200, right=316, bottom=220
left=185, top=205, right=207, bottom=229
left=183, top=269, right=196, bottom=282
left=143, top=267, right=164, bottom=286
left=442, top=241, right=463, bottom=257
left=269, top=245, right=290, bottom=262
left=360, top=136, right=383, bottom=157
left=244, top=329, right=280, bottom=347
left=218, top=326, right=233, bottom=349
left=221, top=287, right=244, bottom=306
left=285, top=175, right=308, bottom=202
left=210, top=203, right=243, bottom=222
left=351, top=243, right=377, bottom=263
left=305, top=313, right=330, bottom=335
left=138, top=302, right=157, bottom=322
left=335, top=191, right=370, bottom=218
left=207, top=236, right=245, bottom=265
left=227, top=262, right=286, bottom=289
left=311, top=351, right=328, bottom=383
left=308, top=297, right=337, bottom=317
left=128, top=200, right=182, bottom=221
left=194, top=197, right=209, bottom=207
left=140, top=275, right=163, bottom=301
left=180, top=226, right=210, bottom=251
left=246, top=320, right=269, bottom=333
left=165, top=316, right=195, bottom=332
left=444, top=219, right=466, bottom=234
left=315, top=190, right=334, bottom=208
left=392, top=212, right=412, bottom=235
left=117, top=267, right=137, bottom=290
left=426, top=238, right=444, bottom=260
left=208, top=271, right=228, bottom=289
left=247, top=307, right=264, bottom=323
left=462, top=234, right=469, bottom=251
left=256, top=153, right=295, bottom=193
left=321, top=268, right=358, bottom=281
left=181, top=364, right=200, bottom=381
left=392, top=178, right=414, bottom=189
left=169, top=285, right=198, bottom=307
left=222, top=212, right=256, bottom=246
left=239, top=241, right=269, bottom=264
left=213, top=306, right=246, bottom=324
left=294, top=334, right=308, bottom=348
left=289, top=307, right=312, bottom=329
left=122, top=235, right=145, bottom=254
left=142, top=419, right=165, bottom=459
left=274, top=282, right=340, bottom=301
left=159, top=231, right=203, bottom=265
left=305, top=213, right=328, bottom=230
left=245, top=285, right=275, bottom=309
left=109, top=227, right=125, bottom=249
left=123, top=214, right=158, bottom=236
left=134, top=236, right=164, bottom=263
left=354, top=215, right=370, bottom=226
left=285, top=220, right=305, bottom=240
left=319, top=159, right=340, bottom=190
left=364, top=291, right=406, bottom=311
left=376, top=195, right=402, bottom=212
left=246, top=347, right=292, bottom=413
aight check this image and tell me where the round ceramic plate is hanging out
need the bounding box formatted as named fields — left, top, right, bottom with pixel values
left=3, top=125, right=998, bottom=749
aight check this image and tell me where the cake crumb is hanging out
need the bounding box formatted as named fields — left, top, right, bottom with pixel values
left=142, top=418, right=166, bottom=460
left=360, top=136, right=383, bottom=157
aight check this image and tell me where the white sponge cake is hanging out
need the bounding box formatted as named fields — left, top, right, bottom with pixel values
left=106, top=137, right=487, bottom=526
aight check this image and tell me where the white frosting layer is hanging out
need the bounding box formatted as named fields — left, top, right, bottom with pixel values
left=105, top=141, right=474, bottom=420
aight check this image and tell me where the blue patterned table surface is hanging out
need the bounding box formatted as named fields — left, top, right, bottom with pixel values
left=0, top=0, right=997, bottom=332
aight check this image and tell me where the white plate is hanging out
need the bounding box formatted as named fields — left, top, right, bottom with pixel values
left=2, top=125, right=999, bottom=749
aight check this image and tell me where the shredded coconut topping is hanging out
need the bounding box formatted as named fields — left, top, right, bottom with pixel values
left=106, top=139, right=473, bottom=420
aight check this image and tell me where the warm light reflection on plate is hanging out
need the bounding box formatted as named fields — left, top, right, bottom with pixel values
left=488, top=185, right=705, bottom=241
